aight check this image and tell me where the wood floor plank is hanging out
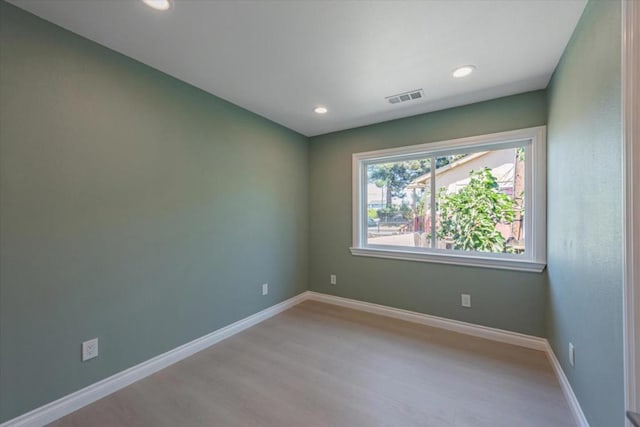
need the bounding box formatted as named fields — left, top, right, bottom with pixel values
left=48, top=301, right=574, bottom=427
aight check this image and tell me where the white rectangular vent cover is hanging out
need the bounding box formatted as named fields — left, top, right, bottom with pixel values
left=386, top=89, right=424, bottom=105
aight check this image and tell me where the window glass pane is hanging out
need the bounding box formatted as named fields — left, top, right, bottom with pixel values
left=433, top=147, right=525, bottom=254
left=366, top=157, right=432, bottom=248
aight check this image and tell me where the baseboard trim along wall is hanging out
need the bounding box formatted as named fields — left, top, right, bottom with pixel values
left=0, top=292, right=308, bottom=427
left=307, top=291, right=547, bottom=350
left=306, top=292, right=589, bottom=427
left=544, top=341, right=591, bottom=427
left=1, top=290, right=588, bottom=427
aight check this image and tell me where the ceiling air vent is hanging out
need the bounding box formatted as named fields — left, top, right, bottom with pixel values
left=386, top=89, right=424, bottom=105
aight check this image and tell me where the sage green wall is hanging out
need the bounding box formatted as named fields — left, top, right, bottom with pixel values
left=308, top=91, right=548, bottom=336
left=546, top=1, right=624, bottom=426
left=0, top=2, right=308, bottom=422
left=2, top=0, right=626, bottom=423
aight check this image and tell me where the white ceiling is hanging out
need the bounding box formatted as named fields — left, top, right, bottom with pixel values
left=9, top=0, right=586, bottom=137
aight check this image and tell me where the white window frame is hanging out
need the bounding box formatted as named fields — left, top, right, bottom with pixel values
left=350, top=126, right=546, bottom=273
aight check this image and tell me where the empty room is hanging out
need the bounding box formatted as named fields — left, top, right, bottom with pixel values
left=1, top=0, right=639, bottom=426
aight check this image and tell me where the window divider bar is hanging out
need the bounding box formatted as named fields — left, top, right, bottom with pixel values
left=430, top=156, right=436, bottom=249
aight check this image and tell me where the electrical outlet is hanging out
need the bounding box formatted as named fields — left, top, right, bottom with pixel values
left=461, top=294, right=471, bottom=308
left=262, top=283, right=268, bottom=296
left=569, top=342, right=575, bottom=367
left=82, top=338, right=98, bottom=362
left=330, top=274, right=337, bottom=285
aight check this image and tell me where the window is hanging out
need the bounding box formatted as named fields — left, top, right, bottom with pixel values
left=351, top=127, right=546, bottom=272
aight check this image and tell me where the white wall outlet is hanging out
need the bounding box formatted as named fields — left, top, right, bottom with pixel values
left=262, top=283, right=268, bottom=296
left=82, top=338, right=98, bottom=362
left=569, top=342, right=575, bottom=367
left=330, top=274, right=337, bottom=285
left=461, top=294, right=471, bottom=308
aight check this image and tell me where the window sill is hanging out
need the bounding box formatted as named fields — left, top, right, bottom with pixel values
left=349, top=247, right=546, bottom=273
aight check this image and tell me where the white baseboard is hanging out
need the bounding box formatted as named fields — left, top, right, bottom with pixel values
left=305, top=291, right=547, bottom=350
left=2, top=290, right=588, bottom=427
left=1, top=292, right=309, bottom=427
left=544, top=342, right=590, bottom=427
left=305, top=291, right=589, bottom=427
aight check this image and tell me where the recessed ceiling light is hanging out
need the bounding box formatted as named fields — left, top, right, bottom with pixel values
left=452, top=65, right=476, bottom=78
left=314, top=106, right=328, bottom=114
left=141, top=0, right=172, bottom=11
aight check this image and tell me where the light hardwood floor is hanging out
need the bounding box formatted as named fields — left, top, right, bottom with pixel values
left=49, top=301, right=574, bottom=427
